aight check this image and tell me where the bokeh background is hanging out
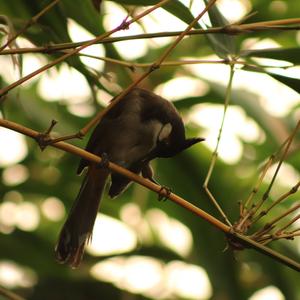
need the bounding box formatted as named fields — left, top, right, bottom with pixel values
left=0, top=0, right=300, bottom=299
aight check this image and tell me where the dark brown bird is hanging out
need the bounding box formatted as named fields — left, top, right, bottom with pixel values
left=55, top=88, right=204, bottom=267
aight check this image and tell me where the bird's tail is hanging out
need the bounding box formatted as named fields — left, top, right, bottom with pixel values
left=55, top=165, right=109, bottom=268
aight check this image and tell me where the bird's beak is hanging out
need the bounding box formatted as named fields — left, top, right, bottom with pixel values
left=180, top=137, right=205, bottom=152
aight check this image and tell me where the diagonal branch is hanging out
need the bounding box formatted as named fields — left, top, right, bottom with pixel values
left=1, top=117, right=300, bottom=272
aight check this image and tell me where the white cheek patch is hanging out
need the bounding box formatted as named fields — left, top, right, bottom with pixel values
left=158, top=123, right=172, bottom=141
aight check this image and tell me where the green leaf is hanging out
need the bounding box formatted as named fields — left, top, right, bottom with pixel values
left=61, top=0, right=104, bottom=35
left=267, top=71, right=300, bottom=94
left=242, top=48, right=300, bottom=65
left=114, top=0, right=201, bottom=29
left=163, top=1, right=201, bottom=29
left=203, top=0, right=237, bottom=58
left=244, top=64, right=300, bottom=94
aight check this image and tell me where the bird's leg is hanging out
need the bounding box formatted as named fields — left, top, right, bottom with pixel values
left=141, top=163, right=158, bottom=183
left=141, top=163, right=171, bottom=201
left=97, top=152, right=110, bottom=169
left=158, top=186, right=172, bottom=202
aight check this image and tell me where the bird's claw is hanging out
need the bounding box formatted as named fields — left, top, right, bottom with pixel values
left=97, top=152, right=110, bottom=169
left=158, top=186, right=172, bottom=202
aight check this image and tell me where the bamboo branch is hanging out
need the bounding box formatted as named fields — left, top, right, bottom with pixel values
left=1, top=18, right=300, bottom=56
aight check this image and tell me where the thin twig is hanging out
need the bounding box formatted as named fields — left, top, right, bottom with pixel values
left=263, top=181, right=300, bottom=215
left=0, top=285, right=26, bottom=300
left=275, top=214, right=300, bottom=234
left=252, top=204, right=300, bottom=239
left=76, top=53, right=291, bottom=70
left=203, top=64, right=235, bottom=226
left=288, top=228, right=300, bottom=234
left=244, top=155, right=274, bottom=210
left=1, top=117, right=300, bottom=272
left=251, top=120, right=300, bottom=222
left=265, top=204, right=300, bottom=229
left=0, top=0, right=60, bottom=53
left=1, top=18, right=300, bottom=56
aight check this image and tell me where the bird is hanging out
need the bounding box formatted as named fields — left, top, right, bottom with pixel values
left=55, top=87, right=204, bottom=267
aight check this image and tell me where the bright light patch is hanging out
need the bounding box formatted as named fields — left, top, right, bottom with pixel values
left=191, top=104, right=261, bottom=164
left=0, top=201, right=18, bottom=227
left=0, top=261, right=37, bottom=288
left=67, top=19, right=105, bottom=70
left=15, top=202, right=40, bottom=231
left=96, top=89, right=113, bottom=106
left=121, top=256, right=163, bottom=294
left=166, top=261, right=212, bottom=299
left=37, top=64, right=90, bottom=103
left=86, top=213, right=137, bottom=256
left=91, top=257, right=212, bottom=300
left=187, top=51, right=299, bottom=117
left=0, top=55, right=17, bottom=83
left=67, top=103, right=95, bottom=117
left=0, top=128, right=28, bottom=167
left=120, top=203, right=143, bottom=227
left=215, top=0, right=251, bottom=23
left=91, top=256, right=164, bottom=298
left=103, top=2, right=147, bottom=60
left=120, top=203, right=153, bottom=244
left=0, top=37, right=44, bottom=85
left=22, top=54, right=46, bottom=85
left=243, top=38, right=280, bottom=51
left=155, top=76, right=209, bottom=101
left=141, top=6, right=190, bottom=47
left=249, top=286, right=285, bottom=300
left=146, top=209, right=193, bottom=257
left=90, top=257, right=125, bottom=283
left=41, top=197, right=65, bottom=222
left=2, top=164, right=29, bottom=186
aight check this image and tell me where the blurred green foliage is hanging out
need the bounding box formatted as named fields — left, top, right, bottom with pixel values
left=0, top=1, right=300, bottom=299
